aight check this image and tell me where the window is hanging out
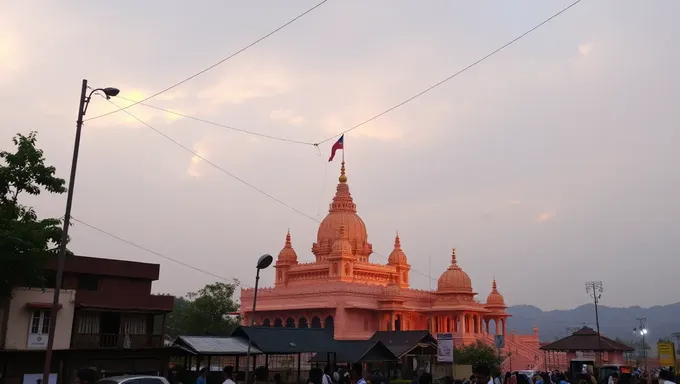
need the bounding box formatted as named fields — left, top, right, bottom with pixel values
left=30, top=310, right=50, bottom=335
left=77, top=274, right=100, bottom=291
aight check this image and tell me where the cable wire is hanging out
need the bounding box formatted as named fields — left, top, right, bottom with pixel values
left=104, top=96, right=321, bottom=222
left=113, top=95, right=316, bottom=146
left=99, top=96, right=446, bottom=284
left=314, top=0, right=582, bottom=146
left=85, top=0, right=330, bottom=122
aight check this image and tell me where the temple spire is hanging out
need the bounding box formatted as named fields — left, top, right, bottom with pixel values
left=339, top=161, right=347, bottom=183
left=394, top=231, right=401, bottom=249
left=285, top=229, right=292, bottom=248
left=492, top=277, right=498, bottom=291
left=450, top=248, right=459, bottom=269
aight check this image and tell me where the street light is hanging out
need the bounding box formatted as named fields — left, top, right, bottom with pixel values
left=244, top=254, right=273, bottom=384
left=585, top=281, right=604, bottom=365
left=634, top=318, right=649, bottom=373
left=42, top=80, right=120, bottom=384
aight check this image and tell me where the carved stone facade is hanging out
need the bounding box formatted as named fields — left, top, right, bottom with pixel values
left=241, top=162, right=543, bottom=368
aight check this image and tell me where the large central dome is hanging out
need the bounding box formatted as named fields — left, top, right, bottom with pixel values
left=312, top=162, right=372, bottom=262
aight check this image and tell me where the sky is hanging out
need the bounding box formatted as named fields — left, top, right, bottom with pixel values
left=1, top=0, right=679, bottom=311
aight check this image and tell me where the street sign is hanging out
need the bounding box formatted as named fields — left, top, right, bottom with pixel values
left=494, top=334, right=505, bottom=349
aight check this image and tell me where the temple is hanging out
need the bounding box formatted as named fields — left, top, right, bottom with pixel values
left=241, top=162, right=542, bottom=369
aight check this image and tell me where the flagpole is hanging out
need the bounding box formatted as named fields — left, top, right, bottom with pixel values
left=342, top=135, right=345, bottom=163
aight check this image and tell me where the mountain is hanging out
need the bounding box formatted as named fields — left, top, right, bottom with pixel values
left=506, top=303, right=680, bottom=344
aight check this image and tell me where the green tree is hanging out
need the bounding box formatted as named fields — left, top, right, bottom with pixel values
left=454, top=340, right=506, bottom=376
left=0, top=132, right=67, bottom=299
left=164, top=282, right=240, bottom=337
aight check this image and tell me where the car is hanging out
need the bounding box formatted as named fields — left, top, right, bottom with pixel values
left=96, top=376, right=170, bottom=384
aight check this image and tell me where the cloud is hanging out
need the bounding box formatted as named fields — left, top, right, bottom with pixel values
left=198, top=67, right=294, bottom=106
left=510, top=200, right=522, bottom=205
left=187, top=143, right=208, bottom=178
left=269, top=108, right=306, bottom=126
left=81, top=88, right=187, bottom=128
left=0, top=26, right=22, bottom=83
left=536, top=211, right=557, bottom=223
left=578, top=43, right=593, bottom=57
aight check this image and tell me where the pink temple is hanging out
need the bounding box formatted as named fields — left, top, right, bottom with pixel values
left=241, top=161, right=543, bottom=369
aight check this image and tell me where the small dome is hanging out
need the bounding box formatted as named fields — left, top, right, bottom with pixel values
left=486, top=279, right=505, bottom=306
left=388, top=232, right=408, bottom=265
left=437, top=248, right=472, bottom=292
left=276, top=230, right=298, bottom=264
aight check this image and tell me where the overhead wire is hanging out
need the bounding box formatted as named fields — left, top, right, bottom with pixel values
left=97, top=96, right=444, bottom=283
left=112, top=95, right=316, bottom=146
left=313, top=0, right=582, bottom=146
left=82, top=0, right=583, bottom=289
left=85, top=0, right=330, bottom=122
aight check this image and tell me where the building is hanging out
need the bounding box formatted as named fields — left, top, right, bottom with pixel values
left=240, top=162, right=544, bottom=370
left=0, top=255, right=174, bottom=384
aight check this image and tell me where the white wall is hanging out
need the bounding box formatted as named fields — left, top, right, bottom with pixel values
left=4, top=287, right=76, bottom=350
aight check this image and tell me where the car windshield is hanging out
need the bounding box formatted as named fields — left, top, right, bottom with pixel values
left=97, top=380, right=121, bottom=384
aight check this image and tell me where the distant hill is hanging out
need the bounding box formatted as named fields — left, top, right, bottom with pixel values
left=506, top=303, right=680, bottom=344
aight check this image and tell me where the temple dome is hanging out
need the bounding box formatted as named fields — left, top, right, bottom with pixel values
left=383, top=281, right=401, bottom=297
left=315, top=162, right=370, bottom=255
left=437, top=248, right=472, bottom=292
left=486, top=279, right=505, bottom=306
left=388, top=233, right=408, bottom=265
left=276, top=230, right=298, bottom=264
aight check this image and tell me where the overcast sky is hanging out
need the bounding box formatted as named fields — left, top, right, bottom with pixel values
left=1, top=1, right=678, bottom=311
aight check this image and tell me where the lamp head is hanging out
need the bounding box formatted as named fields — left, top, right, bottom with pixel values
left=256, top=254, right=273, bottom=269
left=102, top=87, right=120, bottom=98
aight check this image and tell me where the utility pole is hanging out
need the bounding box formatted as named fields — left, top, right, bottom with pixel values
left=585, top=281, right=604, bottom=365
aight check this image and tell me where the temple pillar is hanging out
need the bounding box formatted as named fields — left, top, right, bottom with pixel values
left=478, top=316, right=482, bottom=334
left=485, top=319, right=490, bottom=334
left=494, top=318, right=500, bottom=335
left=389, top=313, right=394, bottom=331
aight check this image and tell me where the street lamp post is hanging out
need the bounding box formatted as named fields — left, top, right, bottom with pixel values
left=244, top=254, right=273, bottom=384
left=42, top=79, right=120, bottom=384
left=585, top=281, right=604, bottom=365
left=634, top=319, right=649, bottom=374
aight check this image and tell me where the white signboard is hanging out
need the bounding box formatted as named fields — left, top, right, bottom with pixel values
left=23, top=373, right=58, bottom=384
left=437, top=333, right=454, bottom=363
left=27, top=334, right=48, bottom=349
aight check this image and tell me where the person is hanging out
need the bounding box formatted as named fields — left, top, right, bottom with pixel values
left=309, top=368, right=324, bottom=384
left=323, top=365, right=333, bottom=384
left=418, top=373, right=433, bottom=384
left=534, top=374, right=544, bottom=384
left=222, top=366, right=235, bottom=384
left=197, top=368, right=207, bottom=384
left=254, top=366, right=269, bottom=384
left=659, top=370, right=676, bottom=384
left=609, top=372, right=619, bottom=384
left=351, top=363, right=367, bottom=384
left=472, top=365, right=492, bottom=384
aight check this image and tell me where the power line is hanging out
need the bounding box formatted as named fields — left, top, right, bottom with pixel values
left=314, top=0, right=582, bottom=146
left=113, top=95, right=316, bottom=146
left=85, top=0, right=330, bottom=122
left=97, top=97, right=446, bottom=284
left=103, top=96, right=320, bottom=222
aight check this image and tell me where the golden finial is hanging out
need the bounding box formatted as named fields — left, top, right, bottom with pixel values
left=492, top=277, right=497, bottom=291
left=451, top=248, right=457, bottom=266
left=285, top=229, right=292, bottom=248
left=394, top=231, right=401, bottom=249
left=339, top=161, right=347, bottom=183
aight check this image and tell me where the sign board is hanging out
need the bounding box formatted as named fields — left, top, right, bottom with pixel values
left=437, top=333, right=454, bottom=363
left=494, top=334, right=505, bottom=349
left=26, top=334, right=48, bottom=349
left=23, top=374, right=57, bottom=384
left=657, top=341, right=676, bottom=368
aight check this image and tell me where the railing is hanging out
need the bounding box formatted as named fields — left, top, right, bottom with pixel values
left=71, top=333, right=163, bottom=349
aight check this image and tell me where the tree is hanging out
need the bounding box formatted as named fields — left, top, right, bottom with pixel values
left=454, top=340, right=506, bottom=376
left=0, top=132, right=66, bottom=299
left=164, top=282, right=240, bottom=337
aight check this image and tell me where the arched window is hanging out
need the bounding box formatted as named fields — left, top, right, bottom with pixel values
left=273, top=318, right=283, bottom=327
left=324, top=316, right=334, bottom=332
left=285, top=317, right=295, bottom=328
left=298, top=317, right=308, bottom=329
left=262, top=319, right=271, bottom=327
left=311, top=316, right=322, bottom=328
